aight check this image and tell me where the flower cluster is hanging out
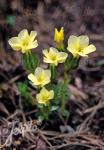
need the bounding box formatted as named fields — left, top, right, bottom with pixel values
left=8, top=28, right=96, bottom=119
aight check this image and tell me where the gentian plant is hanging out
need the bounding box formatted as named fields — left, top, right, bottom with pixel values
left=8, top=28, right=96, bottom=121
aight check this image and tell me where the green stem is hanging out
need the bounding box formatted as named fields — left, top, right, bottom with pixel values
left=56, top=42, right=64, bottom=51
left=61, top=88, right=65, bottom=113
left=66, top=56, right=80, bottom=71
left=50, top=64, right=56, bottom=80
left=61, top=56, right=80, bottom=115
left=61, top=64, right=70, bottom=114
left=22, top=51, right=38, bottom=73
left=37, top=85, right=41, bottom=92
left=61, top=74, right=67, bottom=113
left=42, top=104, right=50, bottom=120
left=26, top=52, right=32, bottom=71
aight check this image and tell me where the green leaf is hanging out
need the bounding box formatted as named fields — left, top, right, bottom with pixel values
left=51, top=106, right=59, bottom=111
left=6, top=15, right=15, bottom=26
left=47, top=83, right=68, bottom=103
left=62, top=109, right=70, bottom=117
left=66, top=56, right=79, bottom=70
left=17, top=81, right=33, bottom=106
left=96, top=60, right=104, bottom=67
left=29, top=51, right=39, bottom=72
left=18, top=81, right=28, bottom=95
left=57, top=83, right=68, bottom=101
left=38, top=115, right=44, bottom=122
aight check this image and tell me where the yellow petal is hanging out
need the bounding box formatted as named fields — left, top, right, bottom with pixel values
left=43, top=57, right=52, bottom=63
left=28, top=73, right=37, bottom=83
left=67, top=35, right=79, bottom=56
left=30, top=31, right=37, bottom=41
left=36, top=87, right=47, bottom=104
left=77, top=52, right=88, bottom=57
left=44, top=70, right=51, bottom=78
left=43, top=49, right=50, bottom=58
left=55, top=28, right=58, bottom=34
left=54, top=28, right=58, bottom=41
left=68, top=35, right=78, bottom=47
left=26, top=40, right=38, bottom=50
left=83, top=44, right=96, bottom=55
left=48, top=90, right=54, bottom=99
left=67, top=45, right=78, bottom=57
left=79, top=35, right=89, bottom=48
left=57, top=52, right=68, bottom=63
left=60, top=27, right=64, bottom=35
left=35, top=67, right=43, bottom=77
left=32, top=40, right=38, bottom=48
left=42, top=79, right=50, bottom=86
left=36, top=94, right=44, bottom=104
left=50, top=47, right=58, bottom=55
left=41, top=87, right=47, bottom=93
left=42, top=70, right=51, bottom=86
left=42, top=76, right=50, bottom=85
left=18, top=29, right=28, bottom=40
left=8, top=37, right=21, bottom=50
left=43, top=57, right=58, bottom=65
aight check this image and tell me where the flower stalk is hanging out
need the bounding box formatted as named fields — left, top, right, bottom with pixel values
left=50, top=64, right=56, bottom=81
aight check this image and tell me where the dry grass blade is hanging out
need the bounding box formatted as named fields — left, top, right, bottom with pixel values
left=0, top=102, right=10, bottom=116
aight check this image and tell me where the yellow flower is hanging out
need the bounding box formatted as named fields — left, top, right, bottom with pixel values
left=8, top=29, right=38, bottom=53
left=36, top=87, right=54, bottom=105
left=54, top=27, right=64, bottom=43
left=67, top=35, right=96, bottom=57
left=43, top=47, right=68, bottom=66
left=28, top=67, right=51, bottom=87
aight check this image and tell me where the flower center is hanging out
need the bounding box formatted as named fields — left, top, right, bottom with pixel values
left=51, top=55, right=57, bottom=61
left=38, top=76, right=44, bottom=82
left=22, top=40, right=29, bottom=47
left=77, top=46, right=83, bottom=52
left=42, top=94, right=49, bottom=102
